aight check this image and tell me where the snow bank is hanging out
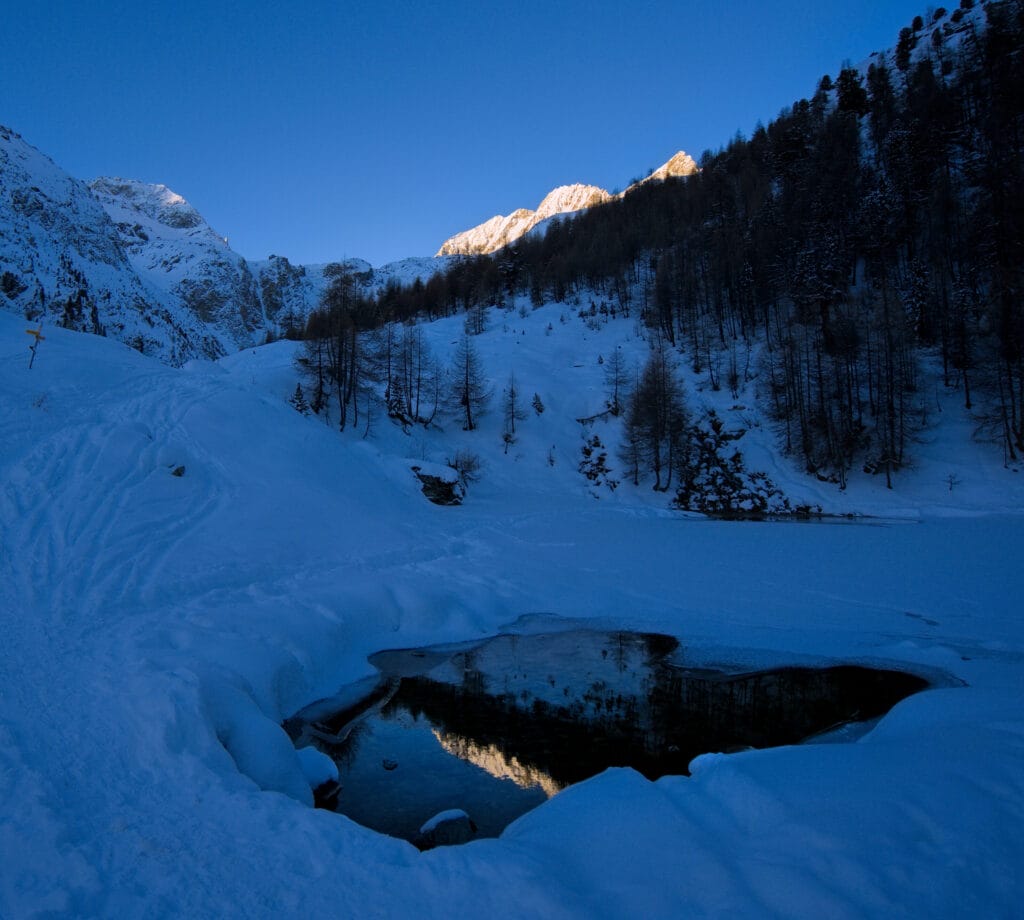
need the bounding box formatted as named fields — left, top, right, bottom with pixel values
left=2, top=308, right=1022, bottom=918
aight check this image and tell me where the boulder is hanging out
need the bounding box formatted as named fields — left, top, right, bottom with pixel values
left=413, top=809, right=477, bottom=850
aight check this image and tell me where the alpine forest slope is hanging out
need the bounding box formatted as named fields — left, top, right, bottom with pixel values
left=358, top=0, right=1024, bottom=488
left=0, top=128, right=447, bottom=364
left=436, top=151, right=698, bottom=256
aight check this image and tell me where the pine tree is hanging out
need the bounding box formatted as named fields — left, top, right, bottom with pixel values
left=288, top=383, right=310, bottom=415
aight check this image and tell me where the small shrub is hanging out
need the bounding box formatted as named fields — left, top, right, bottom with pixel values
left=447, top=450, right=482, bottom=487
left=579, top=435, right=618, bottom=495
left=288, top=383, right=309, bottom=415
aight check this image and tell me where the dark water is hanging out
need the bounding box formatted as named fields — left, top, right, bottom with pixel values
left=286, top=630, right=928, bottom=845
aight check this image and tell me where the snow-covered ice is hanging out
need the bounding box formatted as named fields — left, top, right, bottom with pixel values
left=1, top=304, right=1022, bottom=918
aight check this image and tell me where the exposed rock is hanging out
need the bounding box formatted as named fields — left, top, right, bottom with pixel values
left=413, top=809, right=477, bottom=850
left=412, top=465, right=464, bottom=506
left=312, top=779, right=342, bottom=809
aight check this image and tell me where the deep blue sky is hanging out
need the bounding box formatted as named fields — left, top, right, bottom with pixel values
left=3, top=1, right=929, bottom=266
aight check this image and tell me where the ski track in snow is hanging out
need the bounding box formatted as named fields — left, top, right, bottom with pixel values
left=10, top=383, right=212, bottom=618
left=0, top=363, right=242, bottom=913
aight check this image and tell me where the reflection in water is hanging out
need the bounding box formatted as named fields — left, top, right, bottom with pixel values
left=287, top=630, right=928, bottom=845
left=434, top=730, right=563, bottom=798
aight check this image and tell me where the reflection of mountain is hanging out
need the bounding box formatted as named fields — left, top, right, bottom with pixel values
left=433, top=729, right=562, bottom=798
left=289, top=630, right=930, bottom=842
left=393, top=662, right=928, bottom=788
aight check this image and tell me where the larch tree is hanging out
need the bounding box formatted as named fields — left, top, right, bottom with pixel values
left=449, top=333, right=491, bottom=431
left=502, top=371, right=527, bottom=452
left=620, top=341, right=690, bottom=491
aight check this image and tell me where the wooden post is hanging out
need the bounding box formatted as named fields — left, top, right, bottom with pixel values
left=26, top=326, right=45, bottom=369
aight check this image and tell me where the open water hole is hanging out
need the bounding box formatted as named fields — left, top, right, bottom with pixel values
left=285, top=630, right=929, bottom=847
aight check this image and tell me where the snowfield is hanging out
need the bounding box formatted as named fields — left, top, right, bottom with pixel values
left=1, top=306, right=1022, bottom=918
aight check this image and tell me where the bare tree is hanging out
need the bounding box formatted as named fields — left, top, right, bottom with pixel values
left=449, top=334, right=491, bottom=431
left=502, top=370, right=527, bottom=452
left=604, top=345, right=631, bottom=415
left=620, top=341, right=690, bottom=491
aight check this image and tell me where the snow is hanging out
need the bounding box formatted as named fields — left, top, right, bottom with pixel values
left=2, top=301, right=1023, bottom=918
left=296, top=745, right=339, bottom=789
left=435, top=151, right=697, bottom=256
left=419, top=808, right=470, bottom=835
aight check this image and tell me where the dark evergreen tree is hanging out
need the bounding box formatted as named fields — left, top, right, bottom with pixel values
left=289, top=383, right=310, bottom=415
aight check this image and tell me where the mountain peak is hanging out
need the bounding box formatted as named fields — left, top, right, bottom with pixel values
left=435, top=152, right=696, bottom=257
left=636, top=151, right=698, bottom=185
left=535, top=184, right=611, bottom=221
left=89, top=177, right=206, bottom=231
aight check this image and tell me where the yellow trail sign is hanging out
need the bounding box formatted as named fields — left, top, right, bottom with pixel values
left=26, top=326, right=45, bottom=369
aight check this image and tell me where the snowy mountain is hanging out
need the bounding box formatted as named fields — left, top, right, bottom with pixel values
left=89, top=177, right=266, bottom=348
left=0, top=125, right=227, bottom=363
left=436, top=151, right=698, bottom=256
left=641, top=150, right=699, bottom=184
left=89, top=179, right=451, bottom=346
left=436, top=184, right=611, bottom=256
left=1, top=128, right=449, bottom=364
left=2, top=124, right=696, bottom=360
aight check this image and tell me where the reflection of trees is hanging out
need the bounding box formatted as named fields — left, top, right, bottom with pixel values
left=392, top=665, right=927, bottom=788
left=290, top=628, right=929, bottom=809
left=332, top=722, right=367, bottom=769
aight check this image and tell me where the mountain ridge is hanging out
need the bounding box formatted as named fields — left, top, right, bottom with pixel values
left=0, top=128, right=450, bottom=363
left=436, top=151, right=698, bottom=257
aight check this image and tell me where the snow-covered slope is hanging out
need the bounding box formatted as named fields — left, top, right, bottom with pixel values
left=2, top=298, right=1022, bottom=917
left=0, top=125, right=226, bottom=363
left=436, top=151, right=698, bottom=256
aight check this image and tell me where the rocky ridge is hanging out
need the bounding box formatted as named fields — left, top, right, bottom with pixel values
left=436, top=151, right=698, bottom=256
left=0, top=126, right=446, bottom=364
